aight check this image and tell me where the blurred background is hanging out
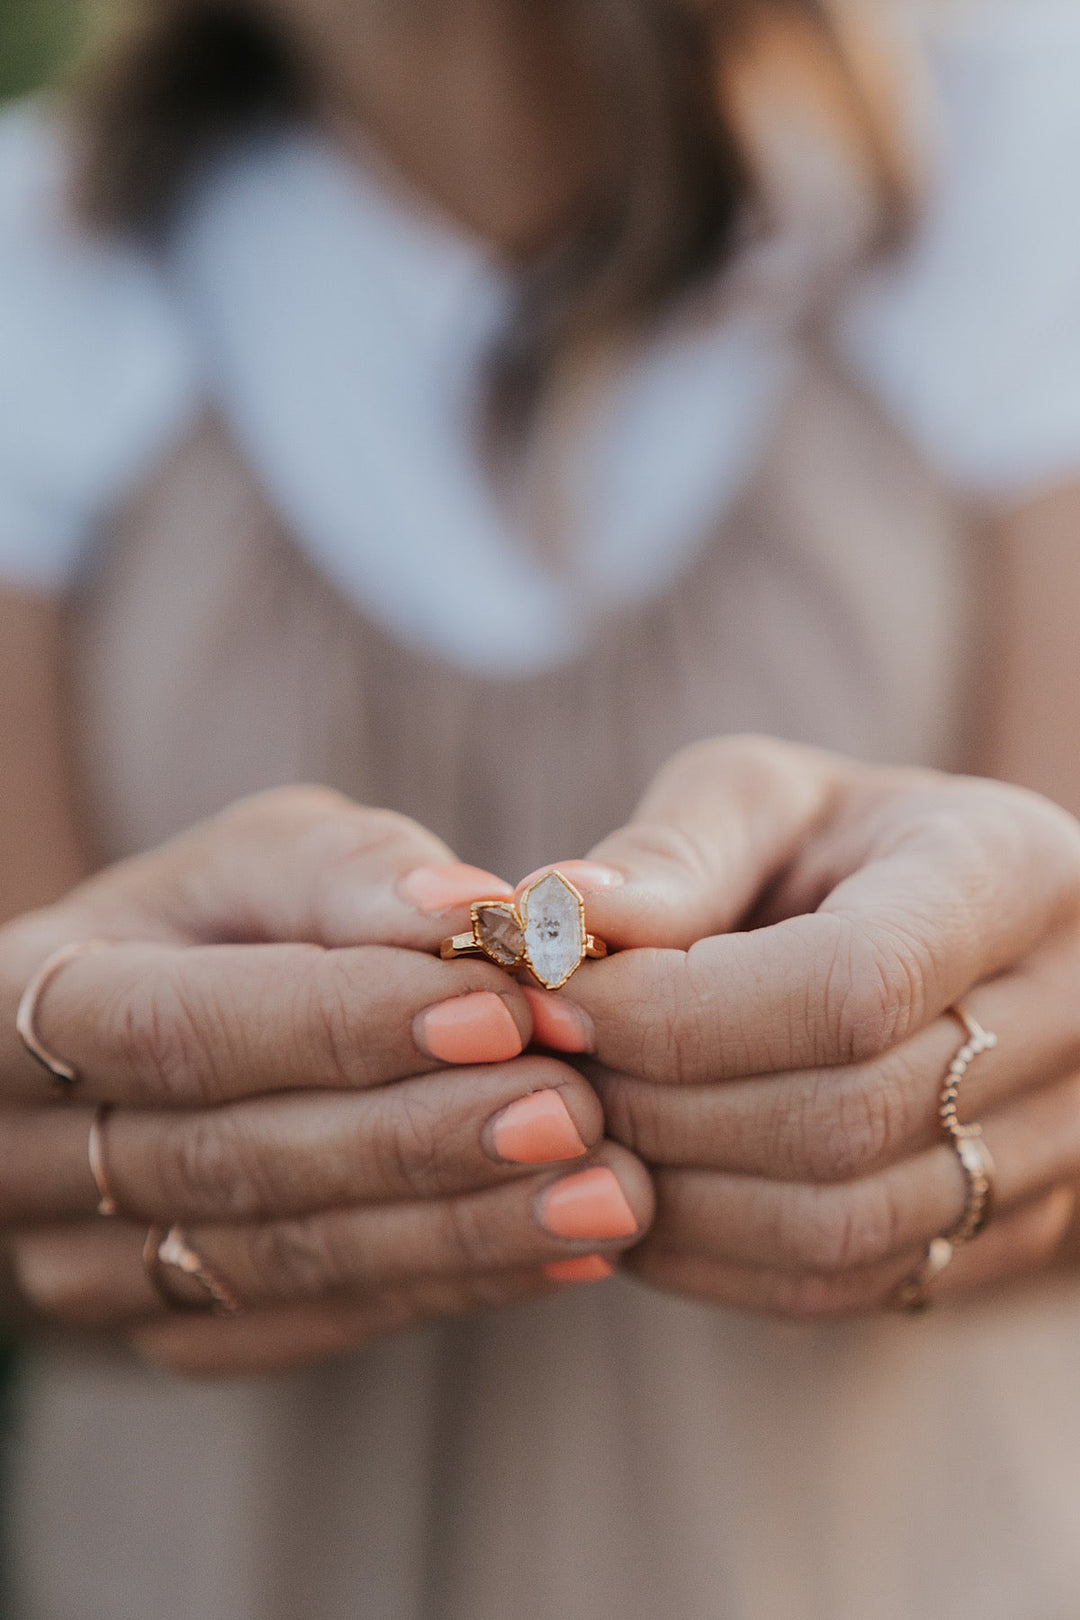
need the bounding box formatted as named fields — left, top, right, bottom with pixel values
left=0, top=3, right=86, bottom=1591
left=1, top=0, right=84, bottom=102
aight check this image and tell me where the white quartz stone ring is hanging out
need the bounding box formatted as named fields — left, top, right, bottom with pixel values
left=440, top=870, right=608, bottom=991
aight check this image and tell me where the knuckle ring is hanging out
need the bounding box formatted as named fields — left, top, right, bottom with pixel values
left=16, top=940, right=109, bottom=1090
left=142, top=1224, right=241, bottom=1316
left=893, top=1003, right=998, bottom=1313
left=440, top=869, right=608, bottom=991
left=894, top=1236, right=954, bottom=1313
left=88, top=1104, right=120, bottom=1218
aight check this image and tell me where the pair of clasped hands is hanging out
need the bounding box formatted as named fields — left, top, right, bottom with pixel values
left=3, top=737, right=1080, bottom=1377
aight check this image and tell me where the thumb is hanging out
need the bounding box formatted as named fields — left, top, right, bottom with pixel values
left=518, top=737, right=839, bottom=950
left=71, top=786, right=514, bottom=952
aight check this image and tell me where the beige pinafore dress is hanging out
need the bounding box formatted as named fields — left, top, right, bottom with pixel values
left=11, top=351, right=1080, bottom=1620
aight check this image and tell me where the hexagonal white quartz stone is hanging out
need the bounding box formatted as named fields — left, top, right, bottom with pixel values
left=521, top=872, right=586, bottom=989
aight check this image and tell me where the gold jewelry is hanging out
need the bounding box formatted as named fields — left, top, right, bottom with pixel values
left=142, top=1224, right=241, bottom=1316
left=944, top=1132, right=995, bottom=1244
left=894, top=1236, right=955, bottom=1313
left=16, top=940, right=109, bottom=1089
left=939, top=1005, right=997, bottom=1242
left=893, top=1003, right=998, bottom=1311
left=441, top=869, right=608, bottom=991
left=88, top=1104, right=119, bottom=1218
left=938, top=1006, right=998, bottom=1140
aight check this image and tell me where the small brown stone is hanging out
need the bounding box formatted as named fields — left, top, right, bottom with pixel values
left=475, top=904, right=526, bottom=967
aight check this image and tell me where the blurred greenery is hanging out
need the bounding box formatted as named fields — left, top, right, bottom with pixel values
left=1, top=0, right=86, bottom=100
left=0, top=0, right=91, bottom=1601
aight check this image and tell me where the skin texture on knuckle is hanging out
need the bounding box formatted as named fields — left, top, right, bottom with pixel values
left=825, top=917, right=929, bottom=1066
left=800, top=1061, right=904, bottom=1184
left=241, top=1215, right=341, bottom=1302
left=305, top=952, right=376, bottom=1089
left=436, top=1193, right=511, bottom=1275
left=784, top=1179, right=901, bottom=1275
left=644, top=954, right=717, bottom=1087
left=104, top=966, right=210, bottom=1106
left=369, top=1086, right=450, bottom=1198
left=590, top=1070, right=668, bottom=1158
left=157, top=1113, right=267, bottom=1221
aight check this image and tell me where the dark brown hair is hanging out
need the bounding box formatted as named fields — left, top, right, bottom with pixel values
left=72, top=0, right=907, bottom=426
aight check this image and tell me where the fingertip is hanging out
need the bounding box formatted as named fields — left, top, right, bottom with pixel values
left=543, top=1255, right=614, bottom=1285
left=515, top=861, right=625, bottom=897
left=415, top=991, right=525, bottom=1066
left=398, top=863, right=514, bottom=917
left=521, top=986, right=594, bottom=1053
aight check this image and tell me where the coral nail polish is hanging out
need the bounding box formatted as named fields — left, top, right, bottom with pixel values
left=539, top=1167, right=638, bottom=1241
left=490, top=1090, right=587, bottom=1165
left=543, top=1255, right=615, bottom=1284
left=416, top=992, right=523, bottom=1065
left=521, top=987, right=594, bottom=1054
left=399, top=863, right=513, bottom=915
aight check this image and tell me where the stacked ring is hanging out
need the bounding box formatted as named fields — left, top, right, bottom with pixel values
left=88, top=1104, right=119, bottom=1218
left=16, top=939, right=108, bottom=1089
left=142, top=1225, right=241, bottom=1317
left=894, top=1006, right=998, bottom=1312
left=441, top=870, right=608, bottom=991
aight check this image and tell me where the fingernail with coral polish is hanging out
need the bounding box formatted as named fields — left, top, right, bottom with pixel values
left=521, top=987, right=594, bottom=1054
left=415, top=992, right=523, bottom=1065
left=539, top=1167, right=638, bottom=1241
left=516, top=861, right=624, bottom=896
left=490, top=1089, right=588, bottom=1165
left=399, top=863, right=514, bottom=916
left=544, top=1255, right=614, bottom=1284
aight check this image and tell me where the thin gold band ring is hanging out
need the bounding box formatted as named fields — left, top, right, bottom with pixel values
left=88, top=1104, right=119, bottom=1218
left=16, top=940, right=109, bottom=1089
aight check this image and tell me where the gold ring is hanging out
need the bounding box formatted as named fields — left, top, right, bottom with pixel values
left=16, top=940, right=109, bottom=1089
left=142, top=1225, right=241, bottom=1316
left=893, top=1003, right=998, bottom=1311
left=441, top=870, right=608, bottom=991
left=938, top=1005, right=998, bottom=1140
left=894, top=1236, right=955, bottom=1313
left=939, top=1005, right=997, bottom=1242
left=88, top=1104, right=119, bottom=1218
left=945, top=1132, right=995, bottom=1243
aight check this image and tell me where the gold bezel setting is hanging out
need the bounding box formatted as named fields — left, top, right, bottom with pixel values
left=441, top=869, right=607, bottom=990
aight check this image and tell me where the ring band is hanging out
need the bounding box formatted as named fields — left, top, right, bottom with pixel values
left=142, top=1225, right=241, bottom=1316
left=938, top=1006, right=998, bottom=1140
left=939, top=1006, right=997, bottom=1242
left=441, top=870, right=608, bottom=991
left=893, top=1002, right=998, bottom=1312
left=16, top=940, right=109, bottom=1089
left=945, top=1132, right=995, bottom=1244
left=894, top=1236, right=955, bottom=1313
left=88, top=1104, right=119, bottom=1218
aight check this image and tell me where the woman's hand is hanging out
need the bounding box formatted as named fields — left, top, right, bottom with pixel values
left=0, top=788, right=651, bottom=1375
left=521, top=738, right=1080, bottom=1316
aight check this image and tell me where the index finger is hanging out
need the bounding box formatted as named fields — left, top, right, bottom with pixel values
left=0, top=941, right=533, bottom=1105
